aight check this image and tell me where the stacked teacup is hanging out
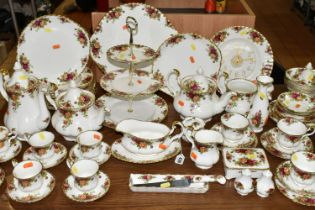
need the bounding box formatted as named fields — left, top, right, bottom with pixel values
left=275, top=151, right=315, bottom=206
left=0, top=126, right=20, bottom=163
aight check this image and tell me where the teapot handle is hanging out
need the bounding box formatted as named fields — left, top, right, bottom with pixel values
left=217, top=71, right=229, bottom=94
left=168, top=121, right=184, bottom=143
left=166, top=69, right=181, bottom=97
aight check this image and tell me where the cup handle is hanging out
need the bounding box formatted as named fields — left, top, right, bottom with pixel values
left=8, top=131, right=17, bottom=142
left=11, top=159, right=19, bottom=167
left=303, top=128, right=315, bottom=138
left=23, top=133, right=31, bottom=142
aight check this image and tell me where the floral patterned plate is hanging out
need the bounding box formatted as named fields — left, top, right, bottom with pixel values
left=260, top=128, right=313, bottom=160
left=100, top=69, right=162, bottom=98
left=67, top=142, right=111, bottom=167
left=275, top=161, right=315, bottom=206
left=0, top=139, right=22, bottom=163
left=23, top=143, right=67, bottom=169
left=107, top=44, right=156, bottom=65
left=63, top=171, right=110, bottom=203
left=111, top=139, right=181, bottom=164
left=0, top=167, right=5, bottom=187
left=17, top=15, right=89, bottom=84
left=269, top=100, right=315, bottom=128
left=98, top=94, right=168, bottom=129
left=211, top=26, right=273, bottom=91
left=90, top=3, right=177, bottom=72
left=6, top=170, right=55, bottom=203
left=211, top=122, right=258, bottom=148
left=152, top=33, right=221, bottom=96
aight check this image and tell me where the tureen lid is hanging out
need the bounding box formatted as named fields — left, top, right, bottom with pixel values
left=180, top=67, right=216, bottom=93
left=6, top=62, right=38, bottom=89
left=291, top=151, right=315, bottom=173
left=56, top=84, right=95, bottom=111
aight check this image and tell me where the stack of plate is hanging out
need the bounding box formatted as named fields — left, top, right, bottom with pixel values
left=285, top=64, right=315, bottom=97
left=269, top=91, right=315, bottom=127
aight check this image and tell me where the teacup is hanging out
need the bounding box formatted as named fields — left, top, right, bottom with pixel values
left=225, top=79, right=257, bottom=115
left=77, top=131, right=103, bottom=158
left=12, top=160, right=43, bottom=192
left=0, top=126, right=17, bottom=153
left=71, top=159, right=99, bottom=192
left=277, top=118, right=315, bottom=150
left=116, top=120, right=184, bottom=155
left=221, top=113, right=249, bottom=142
left=27, top=131, right=55, bottom=160
left=290, top=151, right=315, bottom=186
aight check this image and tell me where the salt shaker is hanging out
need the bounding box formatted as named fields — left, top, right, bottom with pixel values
left=256, top=170, right=275, bottom=198
left=234, top=169, right=254, bottom=196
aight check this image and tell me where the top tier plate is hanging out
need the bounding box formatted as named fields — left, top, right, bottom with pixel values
left=90, top=3, right=177, bottom=72
left=212, top=26, right=273, bottom=82
left=17, top=15, right=90, bottom=84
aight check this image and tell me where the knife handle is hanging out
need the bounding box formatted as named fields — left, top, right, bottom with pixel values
left=193, top=175, right=226, bottom=185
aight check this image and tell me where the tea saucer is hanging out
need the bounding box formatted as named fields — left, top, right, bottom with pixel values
left=67, top=142, right=111, bottom=166
left=0, top=167, right=5, bottom=187
left=111, top=139, right=181, bottom=164
left=6, top=170, right=55, bottom=203
left=260, top=128, right=313, bottom=159
left=211, top=123, right=258, bottom=148
left=62, top=171, right=110, bottom=202
left=276, top=161, right=315, bottom=194
left=275, top=161, right=315, bottom=207
left=23, top=143, right=67, bottom=169
left=0, top=139, right=22, bottom=163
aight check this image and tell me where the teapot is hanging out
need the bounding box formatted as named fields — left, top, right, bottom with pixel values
left=47, top=82, right=109, bottom=141
left=167, top=68, right=235, bottom=121
left=0, top=63, right=50, bottom=141
left=186, top=129, right=223, bottom=169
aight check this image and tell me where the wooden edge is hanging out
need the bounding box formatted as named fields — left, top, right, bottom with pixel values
left=241, top=0, right=255, bottom=16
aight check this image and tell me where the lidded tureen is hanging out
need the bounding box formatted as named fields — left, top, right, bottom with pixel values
left=49, top=82, right=109, bottom=141
left=167, top=67, right=235, bottom=121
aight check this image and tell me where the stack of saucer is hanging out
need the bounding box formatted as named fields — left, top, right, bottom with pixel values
left=0, top=126, right=22, bottom=163
left=269, top=91, right=315, bottom=127
left=275, top=151, right=315, bottom=207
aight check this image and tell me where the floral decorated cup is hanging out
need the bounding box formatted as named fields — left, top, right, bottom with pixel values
left=277, top=118, right=315, bottom=150
left=77, top=131, right=103, bottom=158
left=290, top=152, right=315, bottom=186
left=221, top=113, right=249, bottom=142
left=0, top=126, right=17, bottom=153
left=12, top=160, right=43, bottom=192
left=27, top=131, right=55, bottom=160
left=225, top=78, right=257, bottom=115
left=71, top=159, right=99, bottom=192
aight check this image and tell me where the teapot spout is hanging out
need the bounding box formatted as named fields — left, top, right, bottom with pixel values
left=215, top=91, right=236, bottom=115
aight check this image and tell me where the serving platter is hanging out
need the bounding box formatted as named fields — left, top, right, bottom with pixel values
left=152, top=33, right=222, bottom=96
left=17, top=15, right=90, bottom=84
left=211, top=26, right=273, bottom=85
left=90, top=3, right=177, bottom=72
left=100, top=69, right=162, bottom=98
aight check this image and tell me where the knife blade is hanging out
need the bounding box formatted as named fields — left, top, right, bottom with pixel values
left=132, top=175, right=226, bottom=188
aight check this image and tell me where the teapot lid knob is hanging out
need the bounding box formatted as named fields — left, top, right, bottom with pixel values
left=13, top=62, right=22, bottom=71
left=305, top=62, right=313, bottom=70
left=197, top=66, right=204, bottom=75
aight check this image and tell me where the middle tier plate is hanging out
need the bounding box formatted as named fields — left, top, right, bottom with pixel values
left=99, top=94, right=168, bottom=129
left=100, top=69, right=162, bottom=98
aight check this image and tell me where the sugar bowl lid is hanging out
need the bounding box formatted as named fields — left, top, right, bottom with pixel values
left=291, top=151, right=315, bottom=174
left=56, top=82, right=95, bottom=111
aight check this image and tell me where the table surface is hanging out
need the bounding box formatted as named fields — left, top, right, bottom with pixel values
left=0, top=84, right=313, bottom=210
